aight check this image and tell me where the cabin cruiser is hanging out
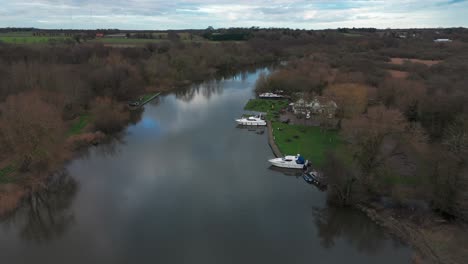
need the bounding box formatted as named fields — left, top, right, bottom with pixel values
left=259, top=92, right=284, bottom=99
left=235, top=115, right=267, bottom=126
left=268, top=154, right=308, bottom=169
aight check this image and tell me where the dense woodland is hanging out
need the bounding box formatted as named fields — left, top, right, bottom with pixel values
left=1, top=28, right=468, bottom=223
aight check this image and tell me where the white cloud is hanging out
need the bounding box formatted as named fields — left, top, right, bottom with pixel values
left=0, top=0, right=467, bottom=29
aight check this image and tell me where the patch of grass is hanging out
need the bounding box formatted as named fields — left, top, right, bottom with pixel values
left=92, top=38, right=166, bottom=44
left=381, top=174, right=423, bottom=186
left=342, top=33, right=363, bottom=37
left=0, top=165, right=16, bottom=183
left=244, top=99, right=288, bottom=121
left=272, top=121, right=341, bottom=168
left=0, top=36, right=72, bottom=44
left=68, top=114, right=91, bottom=136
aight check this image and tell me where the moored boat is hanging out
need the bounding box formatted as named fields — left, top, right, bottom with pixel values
left=235, top=115, right=267, bottom=126
left=259, top=92, right=284, bottom=99
left=268, top=154, right=308, bottom=169
left=303, top=170, right=327, bottom=189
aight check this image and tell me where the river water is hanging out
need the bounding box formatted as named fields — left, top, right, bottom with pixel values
left=0, top=68, right=412, bottom=263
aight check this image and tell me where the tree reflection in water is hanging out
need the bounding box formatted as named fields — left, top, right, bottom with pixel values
left=175, top=80, right=223, bottom=102
left=312, top=207, right=404, bottom=254
left=1, top=170, right=77, bottom=243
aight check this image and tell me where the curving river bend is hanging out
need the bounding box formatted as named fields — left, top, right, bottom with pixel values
left=0, top=68, right=412, bottom=263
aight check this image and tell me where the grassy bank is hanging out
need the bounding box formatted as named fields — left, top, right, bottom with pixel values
left=244, top=99, right=288, bottom=120
left=67, top=114, right=92, bottom=136
left=244, top=99, right=341, bottom=167
left=271, top=122, right=341, bottom=167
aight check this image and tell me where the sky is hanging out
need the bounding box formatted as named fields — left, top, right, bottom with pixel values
left=0, top=0, right=468, bottom=30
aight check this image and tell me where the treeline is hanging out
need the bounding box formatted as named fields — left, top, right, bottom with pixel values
left=255, top=33, right=468, bottom=221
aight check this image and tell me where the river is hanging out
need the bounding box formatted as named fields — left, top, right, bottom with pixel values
left=0, top=68, right=412, bottom=263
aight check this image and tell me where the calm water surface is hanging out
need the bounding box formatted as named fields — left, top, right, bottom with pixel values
left=0, top=69, right=412, bottom=263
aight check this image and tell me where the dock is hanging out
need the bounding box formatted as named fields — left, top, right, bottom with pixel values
left=140, top=92, right=161, bottom=107
left=129, top=92, right=161, bottom=109
left=267, top=121, right=283, bottom=158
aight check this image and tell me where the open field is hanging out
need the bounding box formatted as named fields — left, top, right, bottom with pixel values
left=0, top=36, right=71, bottom=44
left=389, top=57, right=442, bottom=66
left=271, top=122, right=341, bottom=167
left=91, top=38, right=166, bottom=44
left=387, top=69, right=409, bottom=78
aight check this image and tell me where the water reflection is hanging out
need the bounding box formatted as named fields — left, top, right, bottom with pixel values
left=175, top=80, right=224, bottom=102
left=312, top=207, right=403, bottom=254
left=268, top=166, right=303, bottom=177
left=1, top=171, right=77, bottom=243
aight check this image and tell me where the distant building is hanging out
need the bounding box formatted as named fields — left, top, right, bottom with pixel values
left=95, top=33, right=104, bottom=38
left=292, top=97, right=338, bottom=118
left=105, top=33, right=128, bottom=38
left=434, top=38, right=452, bottom=43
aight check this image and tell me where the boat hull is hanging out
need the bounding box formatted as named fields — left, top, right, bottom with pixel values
left=268, top=158, right=307, bottom=169
left=235, top=120, right=266, bottom=126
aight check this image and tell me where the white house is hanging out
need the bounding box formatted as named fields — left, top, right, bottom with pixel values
left=292, top=97, right=338, bottom=118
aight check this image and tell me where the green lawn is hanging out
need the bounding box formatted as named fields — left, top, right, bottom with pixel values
left=272, top=122, right=341, bottom=168
left=244, top=99, right=289, bottom=120
left=91, top=38, right=167, bottom=44
left=0, top=36, right=72, bottom=44
left=68, top=114, right=91, bottom=136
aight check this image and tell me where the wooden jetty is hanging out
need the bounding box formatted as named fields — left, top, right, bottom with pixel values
left=129, top=92, right=161, bottom=110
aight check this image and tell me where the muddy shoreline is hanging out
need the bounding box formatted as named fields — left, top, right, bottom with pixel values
left=357, top=203, right=468, bottom=264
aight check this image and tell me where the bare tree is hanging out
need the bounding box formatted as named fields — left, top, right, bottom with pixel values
left=0, top=91, right=65, bottom=171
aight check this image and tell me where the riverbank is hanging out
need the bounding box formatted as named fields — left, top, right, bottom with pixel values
left=357, top=203, right=468, bottom=264
left=0, top=97, right=144, bottom=216
left=248, top=101, right=467, bottom=264
left=244, top=99, right=340, bottom=168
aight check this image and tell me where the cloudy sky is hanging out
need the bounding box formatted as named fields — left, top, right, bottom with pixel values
left=1, top=0, right=467, bottom=29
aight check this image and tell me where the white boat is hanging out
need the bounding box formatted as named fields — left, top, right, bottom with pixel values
left=235, top=115, right=267, bottom=126
left=259, top=92, right=284, bottom=99
left=268, top=154, right=308, bottom=169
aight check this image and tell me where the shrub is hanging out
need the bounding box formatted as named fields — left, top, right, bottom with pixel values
left=91, top=97, right=129, bottom=134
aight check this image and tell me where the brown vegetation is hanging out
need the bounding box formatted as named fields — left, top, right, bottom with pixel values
left=253, top=29, right=468, bottom=229
left=323, top=83, right=368, bottom=118
left=389, top=57, right=442, bottom=66
left=387, top=69, right=408, bottom=79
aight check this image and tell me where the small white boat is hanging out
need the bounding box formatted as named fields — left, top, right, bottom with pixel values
left=259, top=92, right=284, bottom=99
left=268, top=154, right=308, bottom=169
left=235, top=115, right=267, bottom=126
